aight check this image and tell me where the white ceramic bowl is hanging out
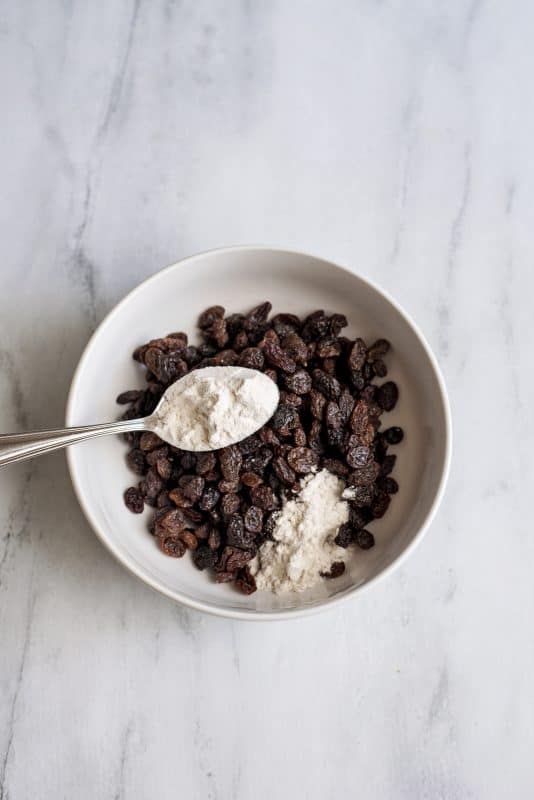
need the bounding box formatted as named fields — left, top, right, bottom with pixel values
left=66, top=247, right=451, bottom=620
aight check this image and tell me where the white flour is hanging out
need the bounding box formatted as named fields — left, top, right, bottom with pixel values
left=151, top=366, right=278, bottom=451
left=251, top=469, right=351, bottom=593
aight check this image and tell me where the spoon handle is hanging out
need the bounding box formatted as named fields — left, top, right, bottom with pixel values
left=0, top=418, right=147, bottom=467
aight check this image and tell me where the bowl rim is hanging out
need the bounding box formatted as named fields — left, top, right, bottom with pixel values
left=66, top=245, right=453, bottom=621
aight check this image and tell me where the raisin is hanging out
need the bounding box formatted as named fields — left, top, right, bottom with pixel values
left=208, top=527, right=221, bottom=550
left=159, top=535, right=187, bottom=558
left=372, top=492, right=390, bottom=518
left=240, top=472, right=263, bottom=488
left=376, top=381, right=399, bottom=411
left=155, top=458, right=173, bottom=480
left=348, top=462, right=380, bottom=486
left=349, top=506, right=373, bottom=529
left=139, top=431, right=164, bottom=452
left=301, top=310, right=330, bottom=341
left=312, top=369, right=341, bottom=399
left=317, top=338, right=342, bottom=358
left=325, top=401, right=342, bottom=429
left=349, top=399, right=370, bottom=436
left=379, top=477, right=399, bottom=494
left=193, top=544, right=218, bottom=570
left=238, top=434, right=262, bottom=455
left=309, top=389, right=326, bottom=419
left=280, top=391, right=303, bottom=408
left=321, top=561, right=345, bottom=578
left=233, top=331, right=249, bottom=351
left=272, top=457, right=296, bottom=486
left=259, top=428, right=280, bottom=447
left=348, top=338, right=367, bottom=371
left=272, top=404, right=298, bottom=432
left=206, top=317, right=229, bottom=348
left=244, top=301, right=272, bottom=331
left=281, top=332, right=308, bottom=364
left=338, top=390, right=355, bottom=425
left=179, top=530, right=198, bottom=550
left=145, top=349, right=187, bottom=384
left=350, top=370, right=365, bottom=391
left=168, top=488, right=193, bottom=508
left=272, top=313, right=301, bottom=337
left=263, top=341, right=297, bottom=373
left=322, top=458, right=349, bottom=477
left=116, top=389, right=143, bottom=405
left=242, top=447, right=273, bottom=473
left=218, top=479, right=240, bottom=494
left=328, top=313, right=348, bottom=336
left=283, top=369, right=312, bottom=395
left=250, top=485, right=278, bottom=510
left=195, top=522, right=211, bottom=540
left=367, top=339, right=390, bottom=361
left=140, top=469, right=164, bottom=503
left=335, top=522, right=354, bottom=548
left=293, top=426, right=307, bottom=446
left=384, top=426, right=404, bottom=444
left=287, top=446, right=319, bottom=474
left=372, top=359, right=387, bottom=378
left=221, top=493, right=241, bottom=516
left=211, top=349, right=238, bottom=367
left=126, top=449, right=147, bottom=476
left=124, top=487, right=144, bottom=513
left=308, top=420, right=324, bottom=453
left=238, top=347, right=265, bottom=369
left=226, top=514, right=253, bottom=550
left=244, top=505, right=264, bottom=533
left=179, top=475, right=205, bottom=502
left=198, top=305, right=225, bottom=329
left=346, top=444, right=371, bottom=468
left=235, top=565, right=257, bottom=594
left=225, top=313, right=245, bottom=337
left=350, top=485, right=375, bottom=507
left=217, top=546, right=253, bottom=573
left=380, top=454, right=397, bottom=476
left=196, top=452, right=217, bottom=475
left=219, top=445, right=242, bottom=481
left=355, top=529, right=375, bottom=550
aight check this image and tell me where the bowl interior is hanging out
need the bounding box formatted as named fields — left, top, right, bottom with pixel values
left=67, top=248, right=450, bottom=618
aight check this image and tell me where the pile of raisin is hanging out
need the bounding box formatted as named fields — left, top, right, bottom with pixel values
left=119, top=302, right=403, bottom=594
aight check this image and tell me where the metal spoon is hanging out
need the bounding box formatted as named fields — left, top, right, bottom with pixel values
left=0, top=367, right=279, bottom=468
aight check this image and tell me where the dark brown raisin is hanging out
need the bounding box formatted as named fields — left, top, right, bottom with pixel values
left=283, top=369, right=312, bottom=395
left=281, top=332, right=308, bottom=364
left=199, top=487, right=220, bottom=511
left=250, top=485, right=279, bottom=510
left=116, top=389, right=143, bottom=405
left=196, top=452, right=217, bottom=475
left=346, top=445, right=372, bottom=469
left=198, top=305, right=225, bottom=329
left=309, top=389, right=326, bottom=419
left=259, top=428, right=280, bottom=447
left=349, top=506, right=373, bottom=529
left=287, top=446, right=319, bottom=474
left=335, top=523, right=355, bottom=548
left=322, top=458, right=349, bottom=477
left=312, top=369, right=341, bottom=399
left=219, top=446, right=242, bottom=481
left=348, top=338, right=367, bottom=371
left=293, top=426, right=307, bottom=446
left=238, top=434, right=262, bottom=454
left=244, top=301, right=272, bottom=331
left=221, top=493, right=241, bottom=516
left=238, top=347, right=265, bottom=369
left=179, top=530, right=198, bottom=550
left=179, top=475, right=205, bottom=502
left=308, top=420, right=324, bottom=453
left=272, top=313, right=301, bottom=337
left=350, top=485, right=375, bottom=507
left=240, top=471, right=263, bottom=488
left=206, top=317, right=229, bottom=348
left=349, top=399, right=370, bottom=435
left=347, top=461, right=380, bottom=486
left=384, top=427, right=404, bottom=444
left=338, top=391, right=355, bottom=425
left=139, top=431, right=164, bottom=452
left=325, top=401, right=342, bottom=429
left=244, top=505, right=264, bottom=533
left=372, top=359, right=387, bottom=378
left=272, top=457, right=296, bottom=486
left=168, top=488, right=193, bottom=508
left=126, top=449, right=147, bottom=476
left=195, top=522, right=211, bottom=540
left=208, top=527, right=221, bottom=550
left=159, top=535, right=187, bottom=558
left=272, top=404, right=298, bottom=432
left=367, top=339, right=390, bottom=361
left=233, top=331, right=249, bottom=351
left=355, top=529, right=375, bottom=550
left=372, top=492, right=390, bottom=518
left=301, top=310, right=330, bottom=342
left=380, top=454, right=396, bottom=476
left=379, top=477, right=399, bottom=494
left=211, top=349, right=238, bottom=367
left=217, top=546, right=253, bottom=573
left=124, top=487, right=144, bottom=513
left=235, top=566, right=257, bottom=594
left=317, top=338, right=342, bottom=358
left=155, top=458, right=173, bottom=481
left=376, top=381, right=399, bottom=411
left=218, top=479, right=240, bottom=494
left=242, top=446, right=273, bottom=473
left=225, top=513, right=253, bottom=550
left=321, top=561, right=345, bottom=578
left=193, top=544, right=218, bottom=570
left=328, top=314, right=348, bottom=336
left=225, top=313, right=245, bottom=337
left=140, top=469, right=164, bottom=503
left=263, top=341, right=297, bottom=373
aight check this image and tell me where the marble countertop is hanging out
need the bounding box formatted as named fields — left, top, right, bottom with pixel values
left=1, top=2, right=533, bottom=798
